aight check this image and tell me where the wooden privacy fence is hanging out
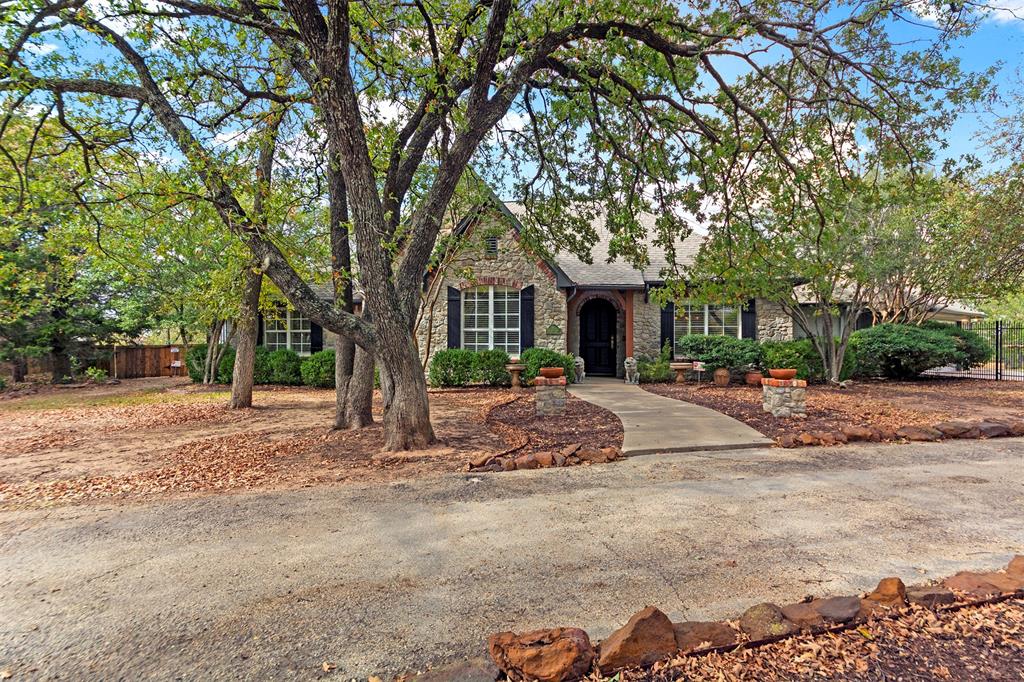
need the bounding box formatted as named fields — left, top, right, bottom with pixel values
left=95, top=345, right=187, bottom=379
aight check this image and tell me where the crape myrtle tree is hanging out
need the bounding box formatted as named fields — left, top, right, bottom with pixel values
left=1, top=0, right=986, bottom=448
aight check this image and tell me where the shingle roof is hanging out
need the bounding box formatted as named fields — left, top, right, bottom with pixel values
left=504, top=202, right=706, bottom=287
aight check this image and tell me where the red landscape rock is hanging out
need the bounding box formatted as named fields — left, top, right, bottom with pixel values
left=896, top=425, right=943, bottom=442
left=814, top=596, right=862, bottom=624
left=1003, top=420, right=1024, bottom=436
left=468, top=452, right=494, bottom=469
left=672, top=621, right=737, bottom=651
left=1007, top=555, right=1024, bottom=579
left=976, top=421, right=1010, bottom=438
left=815, top=431, right=837, bottom=446
left=597, top=606, right=677, bottom=673
left=840, top=425, right=877, bottom=442
left=797, top=432, right=820, bottom=446
left=933, top=421, right=981, bottom=439
left=876, top=426, right=899, bottom=441
left=777, top=434, right=797, bottom=448
left=501, top=458, right=516, bottom=471
left=739, top=603, right=798, bottom=641
left=535, top=451, right=555, bottom=467
left=560, top=443, right=582, bottom=457
left=943, top=571, right=1023, bottom=598
left=906, top=585, right=956, bottom=609
left=780, top=602, right=823, bottom=630
left=866, top=577, right=908, bottom=606
left=488, top=627, right=595, bottom=682
left=514, top=453, right=540, bottom=470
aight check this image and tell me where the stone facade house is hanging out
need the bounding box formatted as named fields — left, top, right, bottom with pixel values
left=251, top=197, right=983, bottom=377
left=414, top=199, right=795, bottom=378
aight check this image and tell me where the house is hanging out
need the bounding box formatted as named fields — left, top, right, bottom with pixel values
left=255, top=197, right=983, bottom=378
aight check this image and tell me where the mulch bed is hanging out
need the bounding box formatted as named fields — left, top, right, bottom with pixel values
left=625, top=597, right=1024, bottom=681
left=485, top=390, right=624, bottom=460
left=644, top=378, right=1024, bottom=446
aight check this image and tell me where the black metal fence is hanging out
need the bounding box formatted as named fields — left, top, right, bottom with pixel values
left=927, top=320, right=1024, bottom=381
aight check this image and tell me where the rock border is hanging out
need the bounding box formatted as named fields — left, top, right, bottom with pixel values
left=777, top=417, right=1024, bottom=448
left=486, top=555, right=1024, bottom=682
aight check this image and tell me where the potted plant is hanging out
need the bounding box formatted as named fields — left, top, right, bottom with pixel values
left=538, top=366, right=564, bottom=378
left=712, top=367, right=730, bottom=386
left=743, top=365, right=764, bottom=386
left=768, top=368, right=798, bottom=380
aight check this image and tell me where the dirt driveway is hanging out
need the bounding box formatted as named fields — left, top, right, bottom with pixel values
left=1, top=437, right=1022, bottom=679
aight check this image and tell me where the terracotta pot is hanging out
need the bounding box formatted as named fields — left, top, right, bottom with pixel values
left=768, top=368, right=798, bottom=380
left=745, top=371, right=764, bottom=387
left=538, top=367, right=564, bottom=379
left=713, top=367, right=730, bottom=386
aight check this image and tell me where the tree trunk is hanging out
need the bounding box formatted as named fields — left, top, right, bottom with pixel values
left=378, top=335, right=434, bottom=450
left=12, top=357, right=27, bottom=383
left=341, top=347, right=375, bottom=429
left=230, top=266, right=263, bottom=408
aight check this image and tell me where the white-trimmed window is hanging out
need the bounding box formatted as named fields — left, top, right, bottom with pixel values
left=264, top=307, right=312, bottom=355
left=674, top=301, right=741, bottom=345
left=463, top=286, right=520, bottom=353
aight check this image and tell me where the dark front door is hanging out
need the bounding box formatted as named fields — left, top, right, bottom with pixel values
left=580, top=298, right=617, bottom=376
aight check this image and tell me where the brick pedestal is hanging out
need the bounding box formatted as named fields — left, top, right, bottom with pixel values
left=535, top=376, right=567, bottom=415
left=762, top=378, right=807, bottom=418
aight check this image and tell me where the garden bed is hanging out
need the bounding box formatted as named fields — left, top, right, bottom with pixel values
left=644, top=377, right=1024, bottom=447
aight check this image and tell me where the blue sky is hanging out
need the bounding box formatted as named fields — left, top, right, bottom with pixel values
left=920, top=14, right=1024, bottom=165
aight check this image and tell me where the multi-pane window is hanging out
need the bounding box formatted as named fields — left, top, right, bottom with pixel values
left=263, top=307, right=312, bottom=355
left=674, top=301, right=741, bottom=355
left=462, top=286, right=521, bottom=353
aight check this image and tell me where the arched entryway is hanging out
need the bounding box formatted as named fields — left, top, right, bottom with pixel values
left=579, top=298, right=618, bottom=376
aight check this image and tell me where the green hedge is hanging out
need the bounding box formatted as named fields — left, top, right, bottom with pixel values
left=301, top=350, right=335, bottom=388
left=185, top=344, right=207, bottom=382
left=674, top=335, right=762, bottom=372
left=473, top=349, right=512, bottom=386
left=921, top=321, right=992, bottom=370
left=265, top=348, right=303, bottom=385
left=428, top=349, right=476, bottom=387
left=520, top=347, right=575, bottom=383
left=849, top=323, right=958, bottom=378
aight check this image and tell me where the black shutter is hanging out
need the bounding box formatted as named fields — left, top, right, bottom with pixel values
left=447, top=286, right=461, bottom=348
left=310, top=323, right=323, bottom=353
left=660, top=302, right=675, bottom=352
left=256, top=313, right=264, bottom=347
left=741, top=299, right=757, bottom=339
left=520, top=285, right=535, bottom=351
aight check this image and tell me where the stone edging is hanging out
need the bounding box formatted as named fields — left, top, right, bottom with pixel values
left=487, top=555, right=1024, bottom=682
left=779, top=417, right=1024, bottom=448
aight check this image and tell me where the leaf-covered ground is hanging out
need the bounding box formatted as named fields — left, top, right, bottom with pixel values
left=645, top=378, right=1024, bottom=443
left=618, top=598, right=1024, bottom=681
left=0, top=379, right=534, bottom=509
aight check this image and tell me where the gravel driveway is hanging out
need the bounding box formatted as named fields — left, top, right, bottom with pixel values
left=2, top=438, right=1023, bottom=680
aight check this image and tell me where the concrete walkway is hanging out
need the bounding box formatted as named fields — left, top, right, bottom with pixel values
left=570, top=377, right=773, bottom=454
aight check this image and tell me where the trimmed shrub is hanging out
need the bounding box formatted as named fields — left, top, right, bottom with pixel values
left=637, top=341, right=673, bottom=383
left=266, top=348, right=303, bottom=385
left=521, top=347, right=575, bottom=383
left=921, top=321, right=992, bottom=370
left=301, top=350, right=336, bottom=388
left=761, top=339, right=859, bottom=383
left=674, top=335, right=761, bottom=372
left=216, top=347, right=236, bottom=384
left=849, top=323, right=958, bottom=378
left=253, top=346, right=274, bottom=384
left=185, top=344, right=207, bottom=383
left=473, top=349, right=512, bottom=386
left=428, top=348, right=476, bottom=387
left=84, top=366, right=108, bottom=382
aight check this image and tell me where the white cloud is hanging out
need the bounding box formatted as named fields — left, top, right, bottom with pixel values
left=985, top=0, right=1024, bottom=22
left=23, top=42, right=57, bottom=56
left=498, top=110, right=529, bottom=133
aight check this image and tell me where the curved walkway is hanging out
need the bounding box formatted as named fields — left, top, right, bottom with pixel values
left=570, top=377, right=772, bottom=454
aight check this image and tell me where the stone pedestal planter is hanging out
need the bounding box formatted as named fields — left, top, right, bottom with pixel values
left=535, top=376, right=567, bottom=415
left=669, top=362, right=692, bottom=383
left=506, top=363, right=526, bottom=389
left=762, top=378, right=807, bottom=418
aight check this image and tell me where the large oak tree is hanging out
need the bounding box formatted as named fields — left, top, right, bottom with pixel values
left=2, top=0, right=985, bottom=448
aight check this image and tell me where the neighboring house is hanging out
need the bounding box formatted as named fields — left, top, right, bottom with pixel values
left=253, top=197, right=983, bottom=378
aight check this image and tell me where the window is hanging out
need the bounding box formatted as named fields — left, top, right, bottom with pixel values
left=484, top=235, right=499, bottom=257
left=463, top=286, right=520, bottom=353
left=264, top=307, right=312, bottom=355
left=674, top=301, right=741, bottom=354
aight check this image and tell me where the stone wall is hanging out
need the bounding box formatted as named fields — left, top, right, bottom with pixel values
left=756, top=299, right=794, bottom=341
left=633, top=294, right=663, bottom=359
left=416, top=210, right=567, bottom=367
left=762, top=378, right=807, bottom=418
